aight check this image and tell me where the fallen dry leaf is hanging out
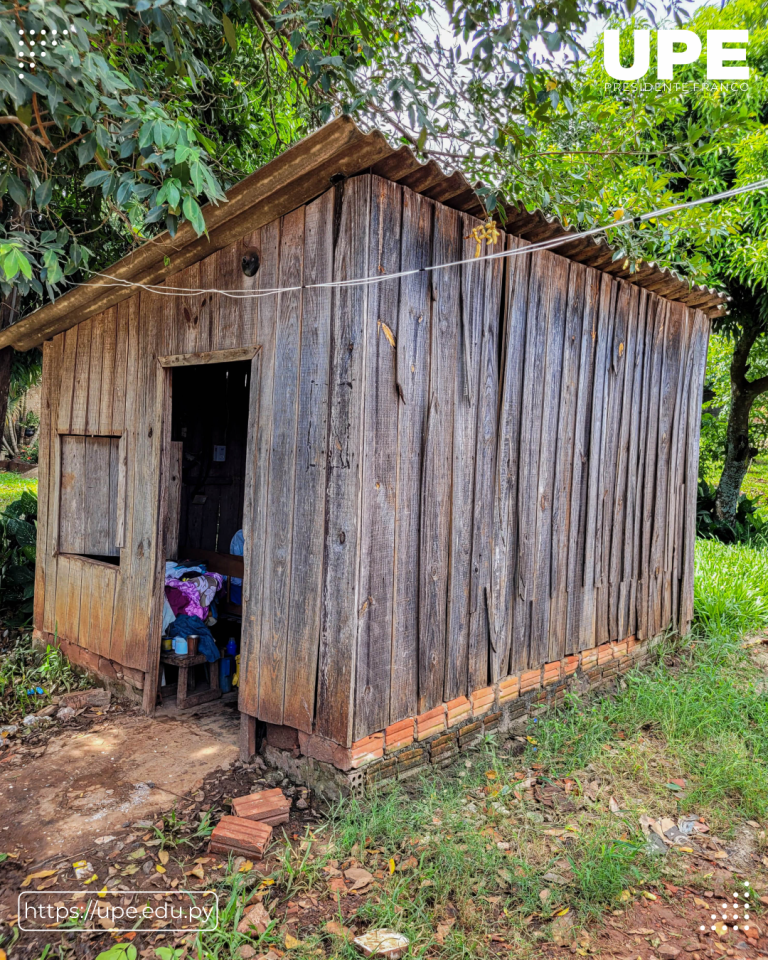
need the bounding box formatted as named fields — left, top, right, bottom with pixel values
left=185, top=864, right=205, bottom=880
left=158, top=850, right=169, bottom=866
left=324, top=920, right=354, bottom=941
left=237, top=901, right=270, bottom=935
left=345, top=867, right=374, bottom=890
left=284, top=934, right=301, bottom=950
left=21, top=870, right=56, bottom=888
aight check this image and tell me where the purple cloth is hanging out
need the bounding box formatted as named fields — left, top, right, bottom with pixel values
left=164, top=572, right=225, bottom=620
left=166, top=580, right=206, bottom=619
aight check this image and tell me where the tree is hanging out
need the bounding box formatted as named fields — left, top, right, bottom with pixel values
left=488, top=0, right=768, bottom=525
left=0, top=0, right=704, bottom=431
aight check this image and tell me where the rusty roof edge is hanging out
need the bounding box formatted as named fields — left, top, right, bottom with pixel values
left=1, top=118, right=725, bottom=351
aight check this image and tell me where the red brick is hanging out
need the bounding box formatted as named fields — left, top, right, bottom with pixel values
left=299, top=731, right=352, bottom=771
left=385, top=718, right=414, bottom=752
left=611, top=640, right=628, bottom=658
left=543, top=661, right=562, bottom=686
left=581, top=648, right=598, bottom=668
left=597, top=643, right=613, bottom=665
left=498, top=675, right=520, bottom=703
left=209, top=816, right=272, bottom=858
left=470, top=687, right=495, bottom=717
left=232, top=788, right=291, bottom=825
left=446, top=696, right=471, bottom=726
left=351, top=733, right=384, bottom=768
left=520, top=668, right=541, bottom=692
left=564, top=655, right=579, bottom=676
left=416, top=704, right=446, bottom=740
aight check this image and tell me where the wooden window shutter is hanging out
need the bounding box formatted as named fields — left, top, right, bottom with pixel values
left=58, top=435, right=123, bottom=558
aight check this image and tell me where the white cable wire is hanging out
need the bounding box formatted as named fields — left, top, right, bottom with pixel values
left=74, top=177, right=768, bottom=301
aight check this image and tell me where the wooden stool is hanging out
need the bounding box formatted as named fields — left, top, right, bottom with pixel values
left=160, top=651, right=220, bottom=710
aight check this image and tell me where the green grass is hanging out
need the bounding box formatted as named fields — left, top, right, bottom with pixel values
left=192, top=535, right=767, bottom=960
left=533, top=538, right=768, bottom=824
left=0, top=472, right=37, bottom=511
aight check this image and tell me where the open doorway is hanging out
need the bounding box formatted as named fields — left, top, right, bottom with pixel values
left=157, top=358, right=251, bottom=721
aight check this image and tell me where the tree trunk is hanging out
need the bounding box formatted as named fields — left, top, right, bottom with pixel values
left=715, top=318, right=768, bottom=523
left=0, top=345, right=11, bottom=445
left=715, top=385, right=754, bottom=523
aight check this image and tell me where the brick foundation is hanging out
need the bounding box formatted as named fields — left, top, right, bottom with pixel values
left=260, top=632, right=664, bottom=798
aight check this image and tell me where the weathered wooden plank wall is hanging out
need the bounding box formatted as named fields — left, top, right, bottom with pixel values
left=33, top=171, right=709, bottom=745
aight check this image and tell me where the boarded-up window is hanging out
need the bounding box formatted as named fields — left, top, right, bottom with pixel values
left=59, top=436, right=122, bottom=560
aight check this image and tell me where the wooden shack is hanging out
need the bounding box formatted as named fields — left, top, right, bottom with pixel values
left=0, top=117, right=724, bottom=781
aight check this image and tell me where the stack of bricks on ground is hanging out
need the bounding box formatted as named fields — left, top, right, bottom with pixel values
left=264, top=634, right=658, bottom=795
left=209, top=788, right=291, bottom=858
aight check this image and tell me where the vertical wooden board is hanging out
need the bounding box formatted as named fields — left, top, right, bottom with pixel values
left=592, top=277, right=620, bottom=644
left=638, top=299, right=666, bottom=637
left=106, top=438, right=120, bottom=556
left=44, top=337, right=65, bottom=635
left=86, top=563, right=117, bottom=658
left=238, top=218, right=281, bottom=718
left=111, top=299, right=131, bottom=435
left=607, top=284, right=639, bottom=640
left=98, top=308, right=117, bottom=435
left=53, top=554, right=71, bottom=641
left=491, top=236, right=530, bottom=679
left=78, top=560, right=94, bottom=652
left=213, top=238, right=260, bottom=351
left=578, top=274, right=614, bottom=650
left=118, top=290, right=163, bottom=671
left=650, top=301, right=682, bottom=634
left=109, top=295, right=141, bottom=665
left=70, top=319, right=92, bottom=434
left=680, top=314, right=709, bottom=626
left=529, top=253, right=568, bottom=667
left=284, top=190, right=333, bottom=734
left=169, top=263, right=203, bottom=358
left=418, top=202, right=461, bottom=714
left=34, top=340, right=55, bottom=634
left=595, top=279, right=625, bottom=643
left=664, top=305, right=692, bottom=628
left=196, top=255, right=219, bottom=354
left=258, top=205, right=305, bottom=725
left=443, top=215, right=484, bottom=696
left=59, top=436, right=86, bottom=555
left=84, top=437, right=112, bottom=555
left=64, top=557, right=83, bottom=643
left=467, top=243, right=503, bottom=690
left=623, top=290, right=649, bottom=638
left=143, top=364, right=173, bottom=712
left=354, top=178, right=402, bottom=738
left=86, top=313, right=104, bottom=435
left=388, top=188, right=432, bottom=720
left=237, top=351, right=263, bottom=716
left=549, top=262, right=585, bottom=662
left=164, top=441, right=183, bottom=562
left=57, top=325, right=78, bottom=433
left=565, top=266, right=600, bottom=653
left=516, top=251, right=551, bottom=616
left=316, top=175, right=371, bottom=746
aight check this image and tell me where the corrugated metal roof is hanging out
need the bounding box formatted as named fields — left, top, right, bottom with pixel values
left=0, top=117, right=724, bottom=351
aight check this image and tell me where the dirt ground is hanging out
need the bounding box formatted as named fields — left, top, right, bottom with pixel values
left=0, top=707, right=240, bottom=863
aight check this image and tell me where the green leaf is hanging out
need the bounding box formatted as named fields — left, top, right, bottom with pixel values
left=222, top=14, right=238, bottom=53
left=82, top=171, right=111, bottom=189
left=182, top=195, right=206, bottom=236
left=35, top=180, right=52, bottom=208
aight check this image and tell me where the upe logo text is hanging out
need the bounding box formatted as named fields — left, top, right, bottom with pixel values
left=603, top=30, right=749, bottom=81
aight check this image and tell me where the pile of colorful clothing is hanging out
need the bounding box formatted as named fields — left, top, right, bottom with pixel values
left=162, top=561, right=225, bottom=663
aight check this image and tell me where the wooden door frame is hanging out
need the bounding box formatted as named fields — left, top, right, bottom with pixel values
left=142, top=362, right=173, bottom=713
left=142, top=348, right=262, bottom=715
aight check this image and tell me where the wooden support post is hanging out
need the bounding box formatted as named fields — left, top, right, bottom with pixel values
left=240, top=713, right=257, bottom=761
